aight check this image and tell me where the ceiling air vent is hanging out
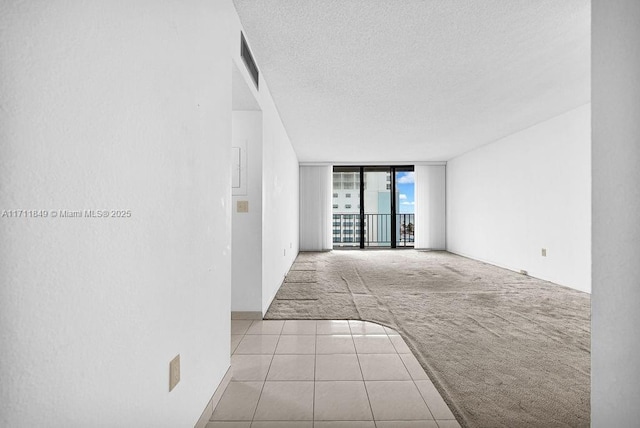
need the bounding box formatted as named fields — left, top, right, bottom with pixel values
left=241, top=32, right=259, bottom=90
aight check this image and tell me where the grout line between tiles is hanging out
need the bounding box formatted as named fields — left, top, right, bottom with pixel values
left=312, top=322, right=317, bottom=428
left=228, top=320, right=449, bottom=427
left=399, top=348, right=437, bottom=421
left=352, top=328, right=376, bottom=426
left=249, top=323, right=280, bottom=422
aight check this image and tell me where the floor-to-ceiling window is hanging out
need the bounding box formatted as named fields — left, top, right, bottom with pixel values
left=333, top=166, right=414, bottom=248
left=332, top=167, right=361, bottom=246
left=394, top=167, right=415, bottom=247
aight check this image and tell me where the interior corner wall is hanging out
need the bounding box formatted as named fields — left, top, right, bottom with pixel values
left=446, top=104, right=591, bottom=293
left=299, top=165, right=333, bottom=251
left=228, top=21, right=300, bottom=317
left=414, top=165, right=446, bottom=250
left=0, top=1, right=236, bottom=426
left=592, top=0, right=640, bottom=425
left=232, top=111, right=263, bottom=312
left=260, top=85, right=300, bottom=314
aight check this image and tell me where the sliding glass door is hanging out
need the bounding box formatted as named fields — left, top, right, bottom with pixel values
left=395, top=167, right=415, bottom=247
left=363, top=167, right=392, bottom=247
left=333, top=166, right=414, bottom=248
left=332, top=167, right=361, bottom=247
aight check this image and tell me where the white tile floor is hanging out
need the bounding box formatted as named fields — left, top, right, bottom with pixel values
left=208, top=320, right=461, bottom=428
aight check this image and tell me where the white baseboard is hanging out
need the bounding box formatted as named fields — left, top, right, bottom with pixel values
left=194, top=366, right=232, bottom=428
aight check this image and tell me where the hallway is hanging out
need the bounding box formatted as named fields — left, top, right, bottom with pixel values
left=2, top=1, right=639, bottom=426
left=207, top=319, right=459, bottom=427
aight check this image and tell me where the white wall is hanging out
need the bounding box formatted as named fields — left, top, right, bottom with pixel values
left=0, top=1, right=235, bottom=426
left=261, top=87, right=300, bottom=313
left=447, top=104, right=591, bottom=293
left=414, top=165, right=447, bottom=250
left=232, top=111, right=263, bottom=312
left=227, top=17, right=300, bottom=316
left=592, top=0, right=640, bottom=425
left=299, top=166, right=333, bottom=251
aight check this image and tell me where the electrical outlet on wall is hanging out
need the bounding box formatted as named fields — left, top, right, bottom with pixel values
left=169, top=354, right=180, bottom=392
left=541, top=248, right=547, bottom=257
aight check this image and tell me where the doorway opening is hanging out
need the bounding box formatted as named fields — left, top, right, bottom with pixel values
left=332, top=166, right=414, bottom=249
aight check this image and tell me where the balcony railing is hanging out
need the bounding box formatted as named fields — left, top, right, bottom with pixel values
left=332, top=213, right=414, bottom=247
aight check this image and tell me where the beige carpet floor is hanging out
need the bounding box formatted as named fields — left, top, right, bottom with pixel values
left=264, top=250, right=591, bottom=428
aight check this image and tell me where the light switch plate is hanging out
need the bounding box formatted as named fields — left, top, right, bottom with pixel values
left=541, top=248, right=547, bottom=257
left=169, top=354, right=180, bottom=392
left=237, top=200, right=249, bottom=213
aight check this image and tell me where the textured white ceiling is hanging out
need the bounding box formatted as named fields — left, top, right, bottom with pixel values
left=233, top=0, right=590, bottom=162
